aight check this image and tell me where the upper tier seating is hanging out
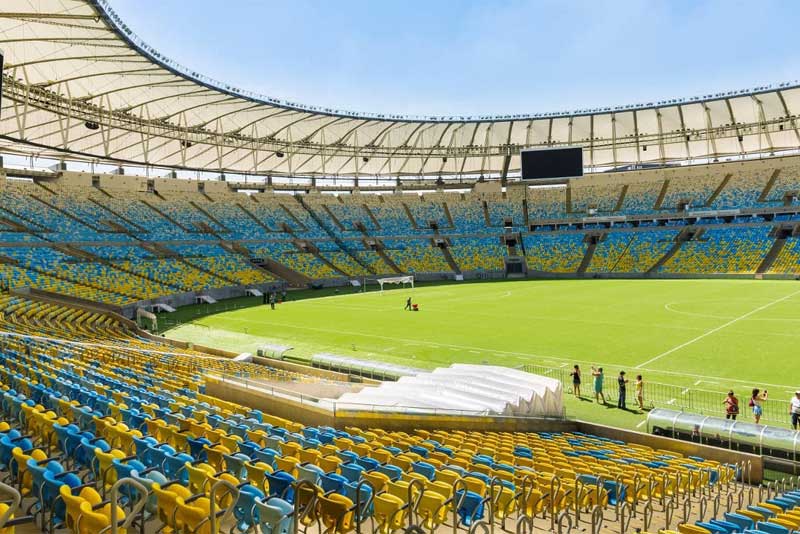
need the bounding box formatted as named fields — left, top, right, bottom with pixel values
left=449, top=237, right=506, bottom=272
left=383, top=238, right=450, bottom=273
left=659, top=226, right=773, bottom=274
left=524, top=234, right=587, bottom=273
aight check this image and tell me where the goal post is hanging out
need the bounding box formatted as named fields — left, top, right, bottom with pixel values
left=377, top=275, right=414, bottom=293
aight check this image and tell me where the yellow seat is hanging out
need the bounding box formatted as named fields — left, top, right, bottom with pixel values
left=416, top=490, right=447, bottom=531
left=318, top=493, right=356, bottom=534
left=76, top=500, right=127, bottom=534
left=373, top=493, right=407, bottom=534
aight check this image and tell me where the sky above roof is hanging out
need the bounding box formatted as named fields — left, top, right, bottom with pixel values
left=108, top=0, right=800, bottom=118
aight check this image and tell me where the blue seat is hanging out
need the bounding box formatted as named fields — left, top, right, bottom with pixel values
left=345, top=481, right=373, bottom=521
left=265, top=471, right=295, bottom=502
left=320, top=473, right=348, bottom=494
left=724, top=512, right=755, bottom=531
left=709, top=519, right=741, bottom=533
left=357, top=456, right=380, bottom=472
left=377, top=464, right=402, bottom=482
left=455, top=489, right=484, bottom=526
left=254, top=497, right=294, bottom=534
left=412, top=461, right=436, bottom=481
left=232, top=484, right=266, bottom=533
left=340, top=462, right=365, bottom=483
left=756, top=522, right=791, bottom=534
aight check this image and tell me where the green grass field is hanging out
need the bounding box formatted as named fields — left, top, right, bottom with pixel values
left=166, top=279, right=800, bottom=429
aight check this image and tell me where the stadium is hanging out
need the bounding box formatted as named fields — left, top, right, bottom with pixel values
left=0, top=1, right=799, bottom=533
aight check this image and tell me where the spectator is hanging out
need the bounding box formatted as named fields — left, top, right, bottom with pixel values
left=750, top=388, right=768, bottom=424
left=617, top=371, right=628, bottom=409
left=635, top=374, right=645, bottom=410
left=790, top=391, right=800, bottom=430
left=723, top=391, right=739, bottom=420
left=591, top=366, right=605, bottom=404
left=569, top=365, right=582, bottom=397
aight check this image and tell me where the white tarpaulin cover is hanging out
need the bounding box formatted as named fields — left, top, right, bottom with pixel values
left=322, top=364, right=563, bottom=417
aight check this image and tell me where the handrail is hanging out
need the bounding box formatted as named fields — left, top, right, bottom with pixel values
left=353, top=478, right=374, bottom=534
left=662, top=496, right=674, bottom=531
left=698, top=495, right=708, bottom=522
left=0, top=481, right=21, bottom=529
left=406, top=478, right=425, bottom=530
left=617, top=502, right=632, bottom=534
left=589, top=505, right=603, bottom=534
left=548, top=475, right=562, bottom=532
left=108, top=477, right=148, bottom=534
left=292, top=479, right=318, bottom=534
left=452, top=478, right=469, bottom=534
left=556, top=510, right=572, bottom=534
left=210, top=478, right=239, bottom=534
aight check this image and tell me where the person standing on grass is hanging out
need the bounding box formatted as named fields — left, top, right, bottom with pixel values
left=750, top=388, right=768, bottom=424
left=635, top=374, right=645, bottom=410
left=404, top=297, right=412, bottom=311
left=591, top=366, right=605, bottom=404
left=617, top=371, right=628, bottom=409
left=269, top=292, right=276, bottom=310
left=569, top=365, right=582, bottom=397
left=723, top=391, right=739, bottom=420
left=790, top=391, right=800, bottom=430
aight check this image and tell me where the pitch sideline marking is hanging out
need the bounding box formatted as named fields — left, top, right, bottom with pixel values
left=195, top=314, right=800, bottom=390
left=637, top=287, right=800, bottom=369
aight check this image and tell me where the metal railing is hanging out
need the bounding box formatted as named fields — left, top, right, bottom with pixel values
left=523, top=363, right=790, bottom=425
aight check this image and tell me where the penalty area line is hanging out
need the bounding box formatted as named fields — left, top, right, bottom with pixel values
left=636, top=287, right=800, bottom=369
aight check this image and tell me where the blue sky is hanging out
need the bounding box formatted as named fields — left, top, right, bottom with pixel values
left=109, top=1, right=800, bottom=117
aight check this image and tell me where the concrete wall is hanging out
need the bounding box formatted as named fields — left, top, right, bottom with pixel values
left=55, top=171, right=93, bottom=188
left=98, top=174, right=147, bottom=192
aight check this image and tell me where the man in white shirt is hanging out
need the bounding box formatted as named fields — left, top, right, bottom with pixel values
left=790, top=391, right=800, bottom=430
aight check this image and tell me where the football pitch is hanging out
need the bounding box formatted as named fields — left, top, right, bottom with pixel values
left=166, top=279, right=800, bottom=428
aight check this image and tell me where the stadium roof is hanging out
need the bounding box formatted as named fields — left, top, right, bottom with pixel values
left=2, top=0, right=800, bottom=178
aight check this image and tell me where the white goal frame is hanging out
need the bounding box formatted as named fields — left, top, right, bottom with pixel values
left=377, top=275, right=414, bottom=292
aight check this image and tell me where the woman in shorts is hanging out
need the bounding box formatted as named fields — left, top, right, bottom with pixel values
left=750, top=388, right=768, bottom=424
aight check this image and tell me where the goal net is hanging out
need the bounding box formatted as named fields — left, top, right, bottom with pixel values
left=377, top=275, right=414, bottom=292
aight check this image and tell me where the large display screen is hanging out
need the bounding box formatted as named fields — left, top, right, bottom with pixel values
left=520, top=147, right=583, bottom=180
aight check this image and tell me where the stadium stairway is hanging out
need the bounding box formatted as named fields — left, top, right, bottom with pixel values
left=363, top=204, right=383, bottom=231
left=31, top=194, right=108, bottom=234
left=577, top=235, right=600, bottom=275
left=296, top=196, right=372, bottom=274
left=481, top=200, right=492, bottom=227
left=648, top=228, right=695, bottom=273
left=704, top=173, right=733, bottom=207
left=401, top=202, right=421, bottom=230
left=237, top=200, right=275, bottom=232
left=442, top=201, right=456, bottom=228
left=87, top=196, right=149, bottom=234
left=758, top=169, right=783, bottom=202
left=757, top=232, right=787, bottom=274
left=375, top=245, right=404, bottom=274
left=140, top=199, right=193, bottom=233
left=613, top=184, right=629, bottom=212
left=189, top=200, right=232, bottom=234
left=320, top=204, right=347, bottom=231
left=654, top=179, right=671, bottom=209
left=437, top=240, right=462, bottom=275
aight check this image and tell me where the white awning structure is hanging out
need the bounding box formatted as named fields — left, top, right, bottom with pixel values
left=325, top=364, right=563, bottom=417
left=2, top=1, right=800, bottom=178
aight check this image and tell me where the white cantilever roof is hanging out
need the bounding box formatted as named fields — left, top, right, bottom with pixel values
left=327, top=364, right=564, bottom=417
left=3, top=0, right=800, bottom=177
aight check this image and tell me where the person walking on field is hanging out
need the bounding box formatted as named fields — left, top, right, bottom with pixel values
left=591, top=366, right=605, bottom=404
left=750, top=388, right=768, bottom=424
left=569, top=365, right=582, bottom=397
left=269, top=292, right=276, bottom=310
left=723, top=391, right=739, bottom=420
left=617, top=371, right=628, bottom=409
left=635, top=374, right=645, bottom=411
left=404, top=297, right=412, bottom=311
left=790, top=391, right=800, bottom=430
